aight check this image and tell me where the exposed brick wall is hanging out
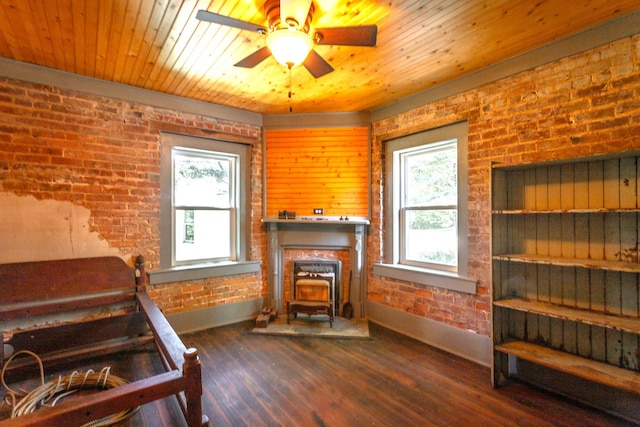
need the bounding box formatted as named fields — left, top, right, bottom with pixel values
left=146, top=273, right=262, bottom=315
left=0, top=78, right=265, bottom=313
left=370, top=35, right=640, bottom=336
left=250, top=134, right=268, bottom=292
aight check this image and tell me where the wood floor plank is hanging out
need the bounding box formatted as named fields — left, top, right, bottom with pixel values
left=181, top=321, right=634, bottom=427
left=2, top=321, right=635, bottom=426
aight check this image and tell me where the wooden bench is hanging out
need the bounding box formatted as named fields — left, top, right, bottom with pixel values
left=287, top=300, right=333, bottom=327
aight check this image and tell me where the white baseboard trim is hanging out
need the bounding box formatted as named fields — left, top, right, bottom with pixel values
left=366, top=301, right=491, bottom=367
left=166, top=298, right=263, bottom=334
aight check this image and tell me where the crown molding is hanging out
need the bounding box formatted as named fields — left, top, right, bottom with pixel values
left=0, top=57, right=262, bottom=127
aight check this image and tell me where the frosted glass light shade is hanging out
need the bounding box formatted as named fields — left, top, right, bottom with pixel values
left=266, top=29, right=313, bottom=68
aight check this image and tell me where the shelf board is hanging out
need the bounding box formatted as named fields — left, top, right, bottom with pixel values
left=495, top=340, right=640, bottom=396
left=492, top=208, right=640, bottom=214
left=493, top=253, right=640, bottom=273
left=494, top=298, right=640, bottom=334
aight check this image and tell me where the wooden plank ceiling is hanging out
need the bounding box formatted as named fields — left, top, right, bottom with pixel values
left=0, top=0, right=638, bottom=115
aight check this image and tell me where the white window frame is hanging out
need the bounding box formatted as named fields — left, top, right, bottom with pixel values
left=374, top=121, right=476, bottom=294
left=397, top=139, right=458, bottom=272
left=151, top=132, right=259, bottom=285
left=171, top=146, right=238, bottom=265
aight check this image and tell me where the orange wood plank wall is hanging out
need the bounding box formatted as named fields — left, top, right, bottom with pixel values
left=265, top=127, right=369, bottom=218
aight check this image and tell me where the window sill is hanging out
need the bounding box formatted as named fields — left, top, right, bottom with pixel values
left=372, top=263, right=477, bottom=294
left=149, top=261, right=261, bottom=285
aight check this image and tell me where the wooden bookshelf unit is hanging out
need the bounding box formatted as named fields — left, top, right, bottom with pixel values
left=491, top=152, right=640, bottom=420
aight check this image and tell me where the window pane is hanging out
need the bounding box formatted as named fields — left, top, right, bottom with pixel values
left=405, top=209, right=457, bottom=266
left=175, top=209, right=231, bottom=261
left=184, top=209, right=195, bottom=243
left=405, top=146, right=457, bottom=207
left=174, top=154, right=230, bottom=207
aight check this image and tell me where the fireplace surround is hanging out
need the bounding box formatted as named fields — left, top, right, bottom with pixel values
left=263, top=217, right=369, bottom=318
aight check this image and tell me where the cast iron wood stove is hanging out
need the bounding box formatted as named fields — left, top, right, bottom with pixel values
left=287, top=260, right=341, bottom=327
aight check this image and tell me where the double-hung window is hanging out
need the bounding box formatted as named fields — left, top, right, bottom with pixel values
left=377, top=121, right=475, bottom=293
left=152, top=133, right=258, bottom=285
left=173, top=147, right=236, bottom=264
left=399, top=140, right=458, bottom=271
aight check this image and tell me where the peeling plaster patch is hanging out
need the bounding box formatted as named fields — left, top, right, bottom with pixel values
left=0, top=192, right=121, bottom=263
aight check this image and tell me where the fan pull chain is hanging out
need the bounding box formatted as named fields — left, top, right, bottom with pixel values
left=288, top=64, right=293, bottom=113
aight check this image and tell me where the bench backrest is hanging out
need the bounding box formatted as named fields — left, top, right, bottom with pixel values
left=0, top=256, right=140, bottom=321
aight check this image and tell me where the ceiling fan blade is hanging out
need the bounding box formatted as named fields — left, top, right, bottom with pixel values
left=196, top=10, right=266, bottom=33
left=303, top=50, right=334, bottom=78
left=314, top=25, right=377, bottom=46
left=234, top=46, right=272, bottom=68
left=280, top=0, right=312, bottom=28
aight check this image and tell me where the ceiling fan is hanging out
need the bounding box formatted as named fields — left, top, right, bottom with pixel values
left=196, top=0, right=377, bottom=78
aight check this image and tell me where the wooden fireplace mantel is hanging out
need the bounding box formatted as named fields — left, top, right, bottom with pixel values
left=264, top=218, right=368, bottom=318
left=262, top=217, right=370, bottom=225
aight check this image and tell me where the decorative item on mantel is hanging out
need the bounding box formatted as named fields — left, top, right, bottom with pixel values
left=278, top=210, right=296, bottom=219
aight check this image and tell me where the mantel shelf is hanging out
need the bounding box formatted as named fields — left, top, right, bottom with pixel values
left=494, top=298, right=640, bottom=334
left=262, top=217, right=370, bottom=225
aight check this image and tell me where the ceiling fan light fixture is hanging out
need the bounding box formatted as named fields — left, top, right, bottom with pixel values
left=266, top=29, right=313, bottom=68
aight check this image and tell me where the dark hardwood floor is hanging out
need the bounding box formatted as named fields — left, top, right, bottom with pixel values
left=2, top=320, right=636, bottom=426
left=181, top=320, right=634, bottom=427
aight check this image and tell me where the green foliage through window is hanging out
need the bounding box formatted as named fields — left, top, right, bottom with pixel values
left=401, top=141, right=458, bottom=268
left=406, top=145, right=457, bottom=207
left=409, top=210, right=456, bottom=229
